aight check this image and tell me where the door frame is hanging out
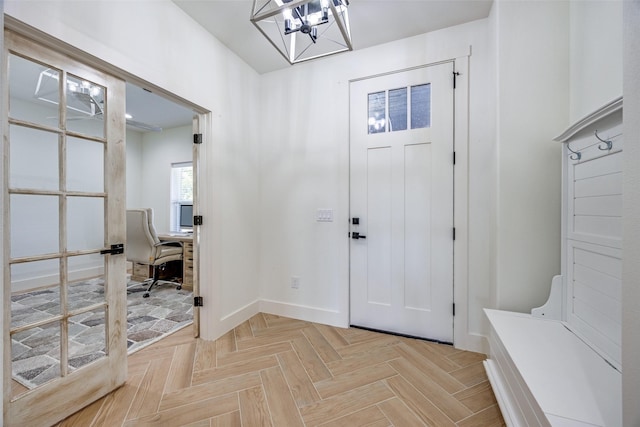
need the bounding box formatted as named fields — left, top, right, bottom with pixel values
left=1, top=14, right=211, bottom=421
left=348, top=55, right=475, bottom=352
left=348, top=62, right=456, bottom=342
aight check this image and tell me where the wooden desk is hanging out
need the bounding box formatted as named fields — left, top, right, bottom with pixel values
left=131, top=234, right=194, bottom=290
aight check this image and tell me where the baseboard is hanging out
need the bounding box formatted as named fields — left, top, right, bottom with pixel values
left=259, top=299, right=348, bottom=328
left=483, top=359, right=517, bottom=427
left=456, top=332, right=489, bottom=355
left=11, top=266, right=104, bottom=293
left=202, top=299, right=261, bottom=341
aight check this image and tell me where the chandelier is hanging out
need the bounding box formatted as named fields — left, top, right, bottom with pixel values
left=251, top=0, right=352, bottom=65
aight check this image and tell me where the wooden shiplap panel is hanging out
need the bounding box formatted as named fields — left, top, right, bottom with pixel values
left=573, top=151, right=622, bottom=181
left=565, top=123, right=623, bottom=370
left=567, top=241, right=622, bottom=368
left=574, top=172, right=622, bottom=198
left=573, top=300, right=621, bottom=346
left=573, top=216, right=622, bottom=241
left=573, top=247, right=622, bottom=279
left=574, top=195, right=622, bottom=217
left=573, top=264, right=621, bottom=299
left=573, top=282, right=621, bottom=326
left=571, top=151, right=623, bottom=241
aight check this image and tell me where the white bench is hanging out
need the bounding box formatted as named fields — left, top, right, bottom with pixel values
left=484, top=309, right=621, bottom=427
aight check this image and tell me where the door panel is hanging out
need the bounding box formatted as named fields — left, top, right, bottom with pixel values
left=366, top=147, right=393, bottom=306
left=404, top=143, right=432, bottom=311
left=4, top=31, right=127, bottom=426
left=350, top=63, right=454, bottom=342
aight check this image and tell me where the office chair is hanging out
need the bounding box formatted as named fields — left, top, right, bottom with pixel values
left=126, top=208, right=183, bottom=298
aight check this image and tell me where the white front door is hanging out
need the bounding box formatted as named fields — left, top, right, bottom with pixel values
left=349, top=63, right=455, bottom=342
left=3, top=31, right=127, bottom=426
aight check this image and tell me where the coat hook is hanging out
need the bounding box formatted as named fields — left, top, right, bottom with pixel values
left=567, top=142, right=581, bottom=161
left=595, top=130, right=613, bottom=151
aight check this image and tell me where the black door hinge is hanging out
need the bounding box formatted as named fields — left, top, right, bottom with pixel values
left=453, top=151, right=456, bottom=165
left=453, top=71, right=460, bottom=89
left=453, top=303, right=456, bottom=316
left=194, top=215, right=203, bottom=226
left=453, top=227, right=456, bottom=240
left=194, top=133, right=203, bottom=144
left=100, top=243, right=124, bottom=255
left=194, top=296, right=204, bottom=307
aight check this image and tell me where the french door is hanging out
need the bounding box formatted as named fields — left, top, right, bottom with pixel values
left=349, top=63, right=455, bottom=342
left=3, top=31, right=127, bottom=426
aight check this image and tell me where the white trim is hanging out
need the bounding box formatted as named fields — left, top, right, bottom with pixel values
left=483, top=359, right=517, bottom=427
left=554, top=96, right=623, bottom=142
left=208, top=299, right=261, bottom=340
left=260, top=299, right=346, bottom=328
left=452, top=54, right=475, bottom=352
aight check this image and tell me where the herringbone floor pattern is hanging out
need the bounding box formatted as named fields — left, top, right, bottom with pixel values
left=57, top=314, right=505, bottom=426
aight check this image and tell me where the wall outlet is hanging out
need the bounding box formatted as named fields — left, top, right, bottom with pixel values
left=291, top=276, right=300, bottom=289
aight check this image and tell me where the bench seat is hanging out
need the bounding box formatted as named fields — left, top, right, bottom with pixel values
left=484, top=309, right=621, bottom=427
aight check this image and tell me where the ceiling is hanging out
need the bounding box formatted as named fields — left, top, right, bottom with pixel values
left=172, top=0, right=494, bottom=75
left=11, top=1, right=494, bottom=132
left=125, top=82, right=194, bottom=132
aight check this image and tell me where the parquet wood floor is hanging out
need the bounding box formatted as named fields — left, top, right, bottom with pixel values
left=56, top=314, right=505, bottom=426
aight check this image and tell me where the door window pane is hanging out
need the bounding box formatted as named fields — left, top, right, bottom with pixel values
left=67, top=137, right=104, bottom=193
left=11, top=261, right=61, bottom=329
left=368, top=91, right=386, bottom=134
left=67, top=197, right=104, bottom=252
left=9, top=125, right=59, bottom=191
left=67, top=254, right=106, bottom=312
left=12, top=321, right=61, bottom=391
left=68, top=308, right=106, bottom=371
left=11, top=259, right=60, bottom=298
left=11, top=194, right=59, bottom=258
left=10, top=54, right=60, bottom=128
left=388, top=87, right=407, bottom=132
left=411, top=84, right=431, bottom=129
left=65, top=74, right=105, bottom=139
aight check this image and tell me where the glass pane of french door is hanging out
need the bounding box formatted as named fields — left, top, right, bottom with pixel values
left=4, top=31, right=127, bottom=426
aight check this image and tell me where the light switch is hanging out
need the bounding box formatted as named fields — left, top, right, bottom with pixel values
left=316, top=209, right=333, bottom=222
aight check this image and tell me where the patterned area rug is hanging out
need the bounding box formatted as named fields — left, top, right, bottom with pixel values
left=11, top=278, right=193, bottom=389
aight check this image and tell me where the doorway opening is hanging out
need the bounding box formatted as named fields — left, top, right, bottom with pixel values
left=122, top=81, right=198, bottom=352
left=3, top=23, right=208, bottom=422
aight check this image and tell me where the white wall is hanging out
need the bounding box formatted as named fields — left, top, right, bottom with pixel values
left=570, top=0, right=623, bottom=123
left=493, top=0, right=568, bottom=312
left=134, top=125, right=192, bottom=233
left=126, top=130, right=143, bottom=208
left=623, top=1, right=640, bottom=425
left=258, top=18, right=495, bottom=347
left=3, top=0, right=262, bottom=341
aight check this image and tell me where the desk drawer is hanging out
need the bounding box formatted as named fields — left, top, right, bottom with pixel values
left=183, top=242, right=194, bottom=287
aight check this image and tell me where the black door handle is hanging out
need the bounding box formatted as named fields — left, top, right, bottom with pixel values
left=351, top=232, right=367, bottom=240
left=100, top=243, right=124, bottom=255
